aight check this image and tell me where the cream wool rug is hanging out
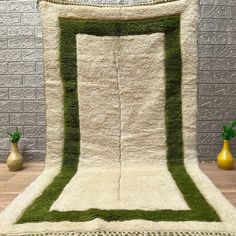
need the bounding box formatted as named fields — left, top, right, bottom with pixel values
left=50, top=33, right=189, bottom=212
left=0, top=0, right=236, bottom=235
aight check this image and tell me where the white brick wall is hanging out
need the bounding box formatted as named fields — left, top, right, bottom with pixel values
left=0, top=0, right=45, bottom=161
left=198, top=0, right=236, bottom=161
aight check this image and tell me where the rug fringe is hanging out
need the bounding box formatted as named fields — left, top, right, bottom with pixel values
left=37, top=0, right=178, bottom=8
left=1, top=230, right=236, bottom=236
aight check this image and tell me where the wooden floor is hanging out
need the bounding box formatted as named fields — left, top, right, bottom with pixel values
left=0, top=162, right=235, bottom=211
left=199, top=162, right=236, bottom=207
left=0, top=162, right=44, bottom=211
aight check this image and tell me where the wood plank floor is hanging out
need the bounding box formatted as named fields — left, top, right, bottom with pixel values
left=0, top=162, right=44, bottom=211
left=199, top=162, right=236, bottom=207
left=0, top=162, right=235, bottom=212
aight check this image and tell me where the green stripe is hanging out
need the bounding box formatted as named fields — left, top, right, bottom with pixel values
left=17, top=16, right=220, bottom=223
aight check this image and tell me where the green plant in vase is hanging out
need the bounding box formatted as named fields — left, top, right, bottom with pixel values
left=217, top=120, right=236, bottom=170
left=7, top=127, right=21, bottom=143
left=6, top=128, right=23, bottom=171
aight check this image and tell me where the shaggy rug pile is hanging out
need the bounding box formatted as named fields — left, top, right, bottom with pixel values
left=0, top=0, right=236, bottom=235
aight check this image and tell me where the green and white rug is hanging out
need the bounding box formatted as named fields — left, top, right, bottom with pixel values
left=0, top=0, right=236, bottom=235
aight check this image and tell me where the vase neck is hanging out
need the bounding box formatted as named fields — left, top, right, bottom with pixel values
left=12, top=142, right=18, bottom=151
left=223, top=140, right=230, bottom=149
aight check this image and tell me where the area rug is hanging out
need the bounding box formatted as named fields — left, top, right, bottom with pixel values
left=0, top=0, right=236, bottom=235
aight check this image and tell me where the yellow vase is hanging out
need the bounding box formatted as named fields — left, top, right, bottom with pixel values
left=217, top=140, right=234, bottom=170
left=7, top=142, right=23, bottom=171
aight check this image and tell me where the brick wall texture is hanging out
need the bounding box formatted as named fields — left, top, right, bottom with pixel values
left=0, top=0, right=45, bottom=162
left=0, top=0, right=235, bottom=162
left=198, top=0, right=236, bottom=160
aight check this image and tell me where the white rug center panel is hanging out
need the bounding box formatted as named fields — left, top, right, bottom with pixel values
left=50, top=33, right=189, bottom=211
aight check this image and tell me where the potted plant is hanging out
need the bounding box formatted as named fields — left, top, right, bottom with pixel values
left=217, top=120, right=236, bottom=170
left=6, top=128, right=23, bottom=171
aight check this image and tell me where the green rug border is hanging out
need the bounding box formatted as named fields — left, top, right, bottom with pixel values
left=17, top=15, right=220, bottom=223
